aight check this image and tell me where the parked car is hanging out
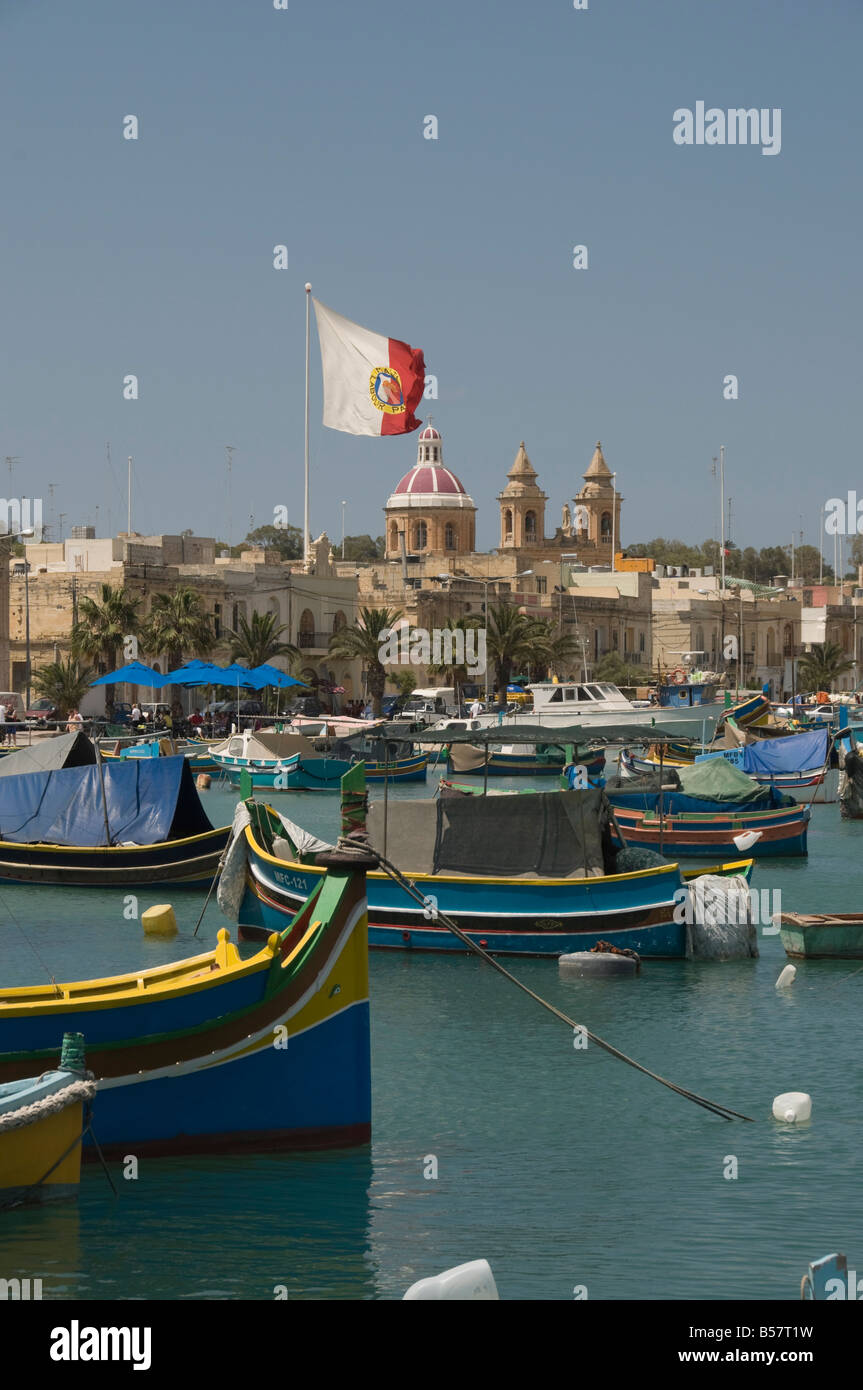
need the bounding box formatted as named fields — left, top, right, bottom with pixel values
left=25, top=698, right=60, bottom=724
left=288, top=696, right=325, bottom=717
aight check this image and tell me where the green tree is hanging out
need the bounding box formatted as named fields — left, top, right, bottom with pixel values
left=594, top=652, right=644, bottom=686
left=797, top=642, right=854, bottom=691
left=328, top=606, right=404, bottom=716
left=425, top=615, right=485, bottom=705
left=32, top=657, right=95, bottom=719
left=485, top=604, right=550, bottom=707
left=141, top=588, right=215, bottom=672
left=342, top=534, right=385, bottom=562
left=71, top=583, right=141, bottom=716
left=239, top=524, right=304, bottom=560
left=227, top=610, right=299, bottom=668
left=390, top=669, right=417, bottom=698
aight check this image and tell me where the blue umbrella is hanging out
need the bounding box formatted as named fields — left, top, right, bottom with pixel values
left=163, top=661, right=226, bottom=687
left=90, top=662, right=167, bottom=687
left=249, top=664, right=306, bottom=689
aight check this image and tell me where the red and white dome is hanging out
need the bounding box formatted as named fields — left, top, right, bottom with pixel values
left=385, top=426, right=475, bottom=511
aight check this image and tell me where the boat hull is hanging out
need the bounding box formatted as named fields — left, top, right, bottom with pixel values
left=779, top=916, right=863, bottom=960
left=0, top=871, right=371, bottom=1156
left=0, top=1099, right=84, bottom=1206
left=611, top=806, right=809, bottom=858
left=0, top=826, right=230, bottom=887
left=240, top=834, right=716, bottom=958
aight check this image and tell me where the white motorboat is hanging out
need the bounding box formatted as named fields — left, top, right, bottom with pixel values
left=444, top=682, right=721, bottom=734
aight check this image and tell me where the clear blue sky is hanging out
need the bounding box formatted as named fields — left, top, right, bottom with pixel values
left=1, top=0, right=859, bottom=555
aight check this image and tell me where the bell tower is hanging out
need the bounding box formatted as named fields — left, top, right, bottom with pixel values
left=497, top=442, right=547, bottom=548
left=574, top=441, right=621, bottom=554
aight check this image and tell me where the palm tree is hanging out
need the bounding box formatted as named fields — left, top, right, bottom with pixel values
left=328, top=606, right=403, bottom=716
left=531, top=619, right=582, bottom=681
left=426, top=615, right=484, bottom=708
left=485, top=603, right=550, bottom=706
left=141, top=588, right=215, bottom=672
left=228, top=610, right=299, bottom=669
left=32, top=657, right=94, bottom=719
left=797, top=641, right=855, bottom=692
left=71, top=583, right=141, bottom=715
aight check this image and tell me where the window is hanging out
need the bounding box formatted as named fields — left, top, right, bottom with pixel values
left=213, top=603, right=221, bottom=639
left=564, top=688, right=575, bottom=700
left=548, top=688, right=563, bottom=703
left=525, top=510, right=537, bottom=540
left=389, top=522, right=398, bottom=551
left=445, top=523, right=456, bottom=550
left=536, top=576, right=547, bottom=594
left=332, top=610, right=347, bottom=633
left=601, top=512, right=612, bottom=538
left=504, top=508, right=513, bottom=539
left=414, top=521, right=427, bottom=550
left=639, top=632, right=645, bottom=652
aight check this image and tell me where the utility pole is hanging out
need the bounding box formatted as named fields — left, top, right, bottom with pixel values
left=225, top=446, right=236, bottom=549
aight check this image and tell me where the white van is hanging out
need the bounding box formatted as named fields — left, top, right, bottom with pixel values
left=402, top=686, right=458, bottom=721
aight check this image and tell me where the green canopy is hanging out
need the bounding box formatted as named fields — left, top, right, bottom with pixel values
left=419, top=722, right=698, bottom=746
left=676, top=756, right=774, bottom=804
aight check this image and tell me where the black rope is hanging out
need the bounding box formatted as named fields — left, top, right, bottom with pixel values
left=374, top=851, right=753, bottom=1123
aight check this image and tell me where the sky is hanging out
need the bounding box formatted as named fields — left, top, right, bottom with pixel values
left=1, top=0, right=860, bottom=557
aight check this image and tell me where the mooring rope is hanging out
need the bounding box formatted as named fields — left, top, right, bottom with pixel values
left=352, top=837, right=752, bottom=1122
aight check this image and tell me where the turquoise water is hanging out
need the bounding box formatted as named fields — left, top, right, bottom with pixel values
left=2, top=770, right=861, bottom=1301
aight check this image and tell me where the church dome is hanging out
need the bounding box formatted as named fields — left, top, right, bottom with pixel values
left=386, top=426, right=475, bottom=511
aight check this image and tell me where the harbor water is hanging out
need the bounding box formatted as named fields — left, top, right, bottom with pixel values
left=2, top=769, right=861, bottom=1301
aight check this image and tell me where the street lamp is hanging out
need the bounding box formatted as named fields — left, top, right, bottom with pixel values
left=341, top=501, right=346, bottom=561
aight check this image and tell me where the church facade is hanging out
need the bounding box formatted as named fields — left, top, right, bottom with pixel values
left=383, top=425, right=622, bottom=566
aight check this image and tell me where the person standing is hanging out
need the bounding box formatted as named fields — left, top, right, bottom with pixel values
left=5, top=703, right=17, bottom=745
left=0, top=701, right=6, bottom=745
left=469, top=697, right=482, bottom=719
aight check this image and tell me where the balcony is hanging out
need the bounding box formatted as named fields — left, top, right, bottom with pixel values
left=298, top=631, right=332, bottom=650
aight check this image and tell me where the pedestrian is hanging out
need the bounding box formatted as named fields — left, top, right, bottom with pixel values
left=0, top=701, right=6, bottom=746
left=5, top=703, right=17, bottom=745
left=469, top=697, right=482, bottom=719
left=66, top=708, right=83, bottom=732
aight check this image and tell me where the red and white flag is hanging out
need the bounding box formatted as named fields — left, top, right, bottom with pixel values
left=312, top=299, right=425, bottom=436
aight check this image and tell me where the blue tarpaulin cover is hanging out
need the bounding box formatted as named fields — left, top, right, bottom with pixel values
left=0, top=756, right=213, bottom=846
left=742, top=728, right=828, bottom=777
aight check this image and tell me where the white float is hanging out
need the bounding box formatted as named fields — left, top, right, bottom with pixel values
left=772, top=1091, right=811, bottom=1123
left=559, top=951, right=638, bottom=978
left=403, top=1259, right=499, bottom=1300
left=775, top=964, right=797, bottom=989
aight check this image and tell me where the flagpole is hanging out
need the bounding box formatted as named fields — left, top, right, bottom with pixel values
left=304, top=283, right=312, bottom=565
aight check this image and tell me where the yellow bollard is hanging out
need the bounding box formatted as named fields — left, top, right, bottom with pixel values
left=142, top=904, right=178, bottom=936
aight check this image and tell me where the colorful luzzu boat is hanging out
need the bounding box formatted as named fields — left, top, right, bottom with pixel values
left=102, top=737, right=220, bottom=775
left=606, top=755, right=810, bottom=857
left=0, top=834, right=372, bottom=1157
left=231, top=790, right=753, bottom=959
left=0, top=1032, right=96, bottom=1208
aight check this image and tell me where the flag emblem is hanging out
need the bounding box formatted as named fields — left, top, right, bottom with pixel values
left=370, top=367, right=405, bottom=414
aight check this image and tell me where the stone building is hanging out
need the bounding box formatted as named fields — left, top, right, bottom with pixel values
left=7, top=531, right=362, bottom=708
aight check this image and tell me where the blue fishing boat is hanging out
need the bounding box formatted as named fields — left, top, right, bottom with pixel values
left=0, top=755, right=229, bottom=887
left=231, top=791, right=753, bottom=958
left=0, top=845, right=372, bottom=1157
left=704, top=727, right=833, bottom=802
left=657, top=680, right=718, bottom=708
left=103, top=736, right=220, bottom=775
left=606, top=756, right=809, bottom=857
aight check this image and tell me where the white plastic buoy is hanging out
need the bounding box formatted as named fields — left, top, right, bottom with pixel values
left=559, top=951, right=638, bottom=979
left=403, top=1259, right=499, bottom=1301
left=772, top=1091, right=812, bottom=1123
left=776, top=964, right=797, bottom=990
left=733, top=830, right=763, bottom=853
